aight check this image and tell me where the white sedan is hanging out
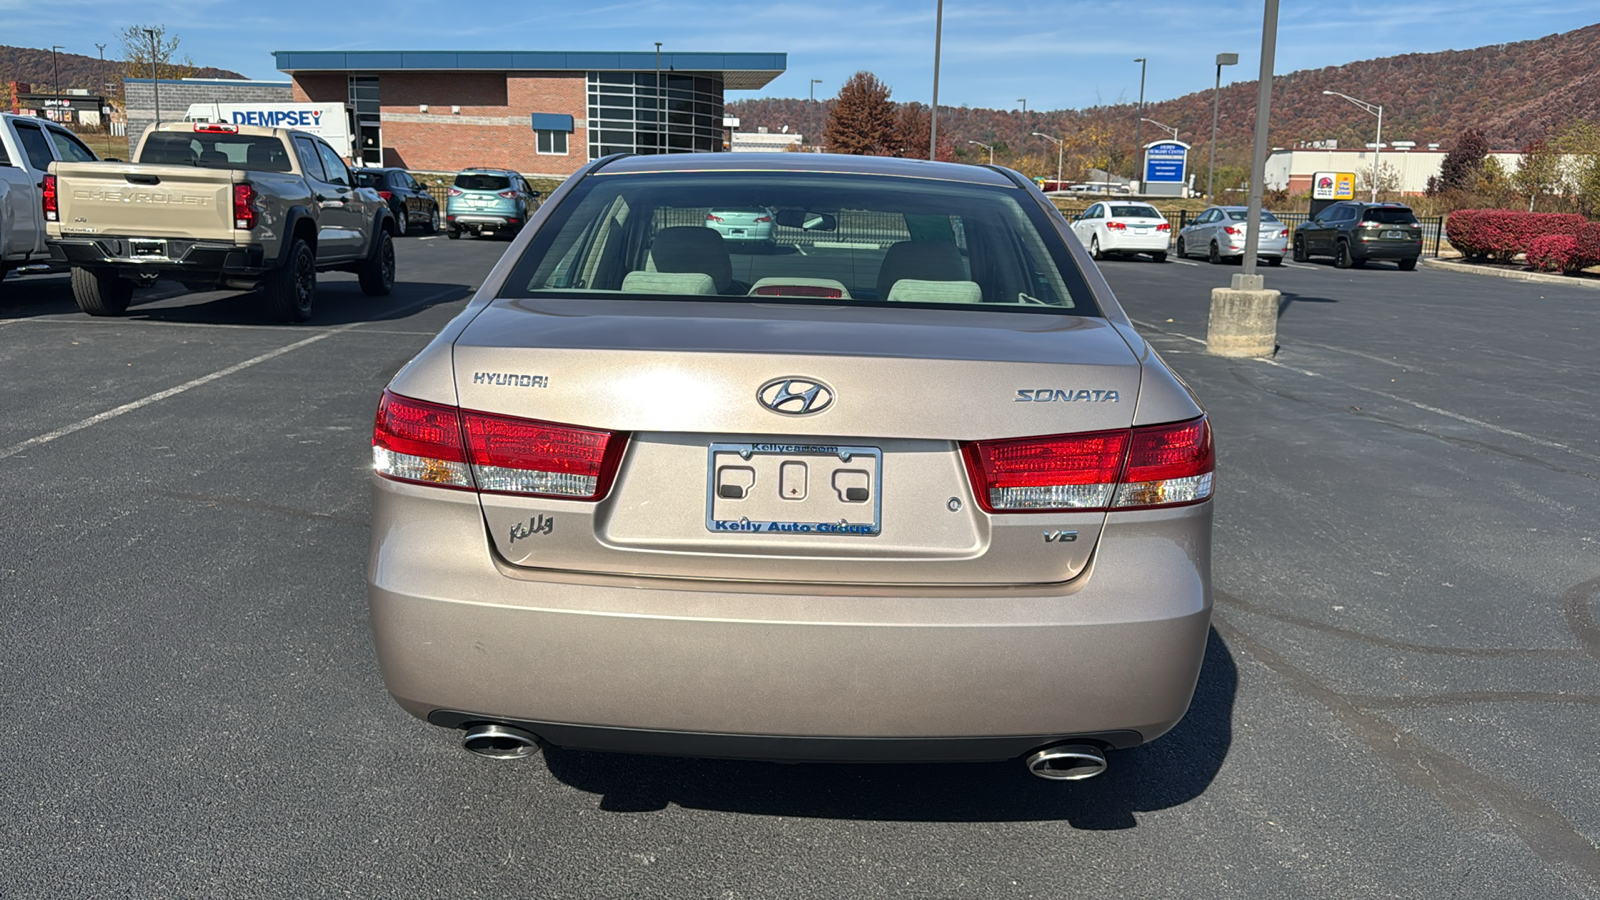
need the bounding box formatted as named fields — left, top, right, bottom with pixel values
left=1176, top=206, right=1288, bottom=265
left=1069, top=202, right=1171, bottom=262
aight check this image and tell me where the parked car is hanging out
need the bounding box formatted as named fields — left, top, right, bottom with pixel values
left=354, top=167, right=440, bottom=236
left=1, top=112, right=103, bottom=293
left=704, top=206, right=775, bottom=249
left=46, top=122, right=394, bottom=321
left=1292, top=201, right=1423, bottom=270
left=367, top=152, right=1215, bottom=781
left=1070, top=202, right=1170, bottom=262
left=1176, top=206, right=1288, bottom=265
left=445, top=169, right=539, bottom=239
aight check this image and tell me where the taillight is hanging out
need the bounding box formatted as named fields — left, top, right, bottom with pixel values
left=447, top=187, right=464, bottom=197
left=193, top=122, right=239, bottom=134
left=1106, top=221, right=1127, bottom=230
left=752, top=284, right=844, bottom=298
left=1224, top=226, right=1244, bottom=236
left=1156, top=222, right=1171, bottom=232
left=42, top=173, right=58, bottom=221
left=233, top=183, right=257, bottom=230
left=372, top=390, right=627, bottom=500
left=962, top=416, right=1213, bottom=513
left=373, top=392, right=473, bottom=490
left=706, top=213, right=724, bottom=223
left=754, top=215, right=772, bottom=223
left=462, top=411, right=624, bottom=500
left=498, top=190, right=520, bottom=199
left=378, top=190, right=393, bottom=201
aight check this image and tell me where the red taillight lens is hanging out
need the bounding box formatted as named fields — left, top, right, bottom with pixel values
left=463, top=412, right=624, bottom=500
left=1106, top=221, right=1127, bottom=230
left=194, top=122, right=239, bottom=133
left=751, top=284, right=844, bottom=298
left=447, top=187, right=463, bottom=197
left=1157, top=222, right=1171, bottom=232
left=706, top=213, right=724, bottom=222
left=372, top=391, right=472, bottom=490
left=372, top=391, right=627, bottom=500
left=498, top=190, right=520, bottom=199
left=963, top=430, right=1129, bottom=512
left=962, top=416, right=1213, bottom=513
left=1224, top=226, right=1244, bottom=236
left=232, top=183, right=257, bottom=230
left=754, top=215, right=772, bottom=223
left=42, top=174, right=58, bottom=221
left=378, top=190, right=393, bottom=201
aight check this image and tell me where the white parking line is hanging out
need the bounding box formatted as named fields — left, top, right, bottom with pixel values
left=0, top=286, right=464, bottom=461
left=1282, top=262, right=1319, bottom=270
left=1172, top=259, right=1199, bottom=266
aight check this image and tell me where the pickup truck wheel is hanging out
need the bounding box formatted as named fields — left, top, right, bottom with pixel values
left=70, top=267, right=133, bottom=317
left=264, top=239, right=316, bottom=322
left=359, top=231, right=396, bottom=297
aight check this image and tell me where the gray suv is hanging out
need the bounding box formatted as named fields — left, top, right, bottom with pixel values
left=1293, top=202, right=1423, bottom=270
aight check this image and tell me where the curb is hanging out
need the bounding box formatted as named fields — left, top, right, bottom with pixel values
left=1421, top=258, right=1600, bottom=291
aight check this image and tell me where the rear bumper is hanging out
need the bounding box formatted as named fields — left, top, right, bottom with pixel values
left=1221, top=238, right=1288, bottom=258
left=1103, top=232, right=1171, bottom=252
left=447, top=213, right=520, bottom=229
left=1354, top=239, right=1423, bottom=260
left=367, top=477, right=1214, bottom=761
left=49, top=236, right=267, bottom=277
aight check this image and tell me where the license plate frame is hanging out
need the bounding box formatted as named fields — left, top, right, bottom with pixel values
left=1381, top=230, right=1405, bottom=239
left=129, top=239, right=168, bottom=259
left=705, top=441, right=883, bottom=537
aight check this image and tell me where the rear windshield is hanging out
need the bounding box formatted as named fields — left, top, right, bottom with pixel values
left=499, top=170, right=1099, bottom=314
left=1362, top=208, right=1418, bottom=224
left=138, top=132, right=294, bottom=172
left=455, top=173, right=512, bottom=191
left=1226, top=210, right=1281, bottom=222
left=354, top=170, right=389, bottom=188
left=1110, top=206, right=1160, bottom=218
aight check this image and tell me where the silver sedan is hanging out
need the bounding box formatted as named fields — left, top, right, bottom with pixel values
left=368, top=153, right=1215, bottom=781
left=1177, top=206, right=1288, bottom=265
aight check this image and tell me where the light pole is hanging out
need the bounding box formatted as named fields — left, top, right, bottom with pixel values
left=930, top=0, right=943, bottom=161
left=1239, top=0, right=1279, bottom=282
left=1133, top=58, right=1146, bottom=183
left=1140, top=118, right=1178, bottom=141
left=1208, top=52, right=1238, bottom=202
left=142, top=28, right=162, bottom=129
left=1032, top=132, right=1063, bottom=191
left=655, top=42, right=663, bottom=154
left=1017, top=98, right=1026, bottom=116
left=95, top=43, right=111, bottom=154
left=967, top=140, right=995, bottom=165
left=809, top=79, right=823, bottom=152
left=50, top=46, right=63, bottom=122
left=1324, top=89, right=1384, bottom=202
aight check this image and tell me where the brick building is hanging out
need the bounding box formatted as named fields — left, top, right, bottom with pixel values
left=123, top=78, right=294, bottom=157
left=273, top=51, right=786, bottom=176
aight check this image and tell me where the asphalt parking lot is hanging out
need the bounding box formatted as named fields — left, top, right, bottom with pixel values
left=2, top=238, right=1598, bottom=897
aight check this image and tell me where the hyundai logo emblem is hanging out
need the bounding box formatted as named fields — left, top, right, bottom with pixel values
left=757, top=377, right=834, bottom=415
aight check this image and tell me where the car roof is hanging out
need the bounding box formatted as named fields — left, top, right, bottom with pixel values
left=595, top=151, right=1019, bottom=187
left=459, top=168, right=517, bottom=175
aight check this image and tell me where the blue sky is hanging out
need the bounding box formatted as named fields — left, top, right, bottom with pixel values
left=6, top=0, right=1595, bottom=110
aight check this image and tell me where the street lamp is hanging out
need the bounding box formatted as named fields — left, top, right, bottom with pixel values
left=1032, top=132, right=1063, bottom=191
left=51, top=46, right=63, bottom=122
left=142, top=28, right=161, bottom=129
left=1208, top=52, right=1239, bottom=202
left=1140, top=118, right=1179, bottom=141
left=930, top=0, right=943, bottom=161
left=655, top=42, right=664, bottom=154
left=1017, top=98, right=1027, bottom=116
left=967, top=140, right=994, bottom=165
left=1133, top=58, right=1147, bottom=183
left=810, top=79, right=823, bottom=152
left=1324, top=89, right=1385, bottom=202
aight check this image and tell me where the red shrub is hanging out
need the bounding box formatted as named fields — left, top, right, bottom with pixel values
left=1526, top=234, right=1578, bottom=272
left=1572, top=222, right=1600, bottom=272
left=1445, top=209, right=1588, bottom=261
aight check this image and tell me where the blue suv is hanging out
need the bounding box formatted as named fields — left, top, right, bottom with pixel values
left=445, top=169, right=540, bottom=240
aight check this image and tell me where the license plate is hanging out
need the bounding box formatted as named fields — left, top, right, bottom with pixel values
left=1382, top=230, right=1405, bottom=239
left=1132, top=226, right=1150, bottom=233
left=130, top=239, right=167, bottom=258
left=731, top=228, right=746, bottom=235
left=706, top=442, right=882, bottom=536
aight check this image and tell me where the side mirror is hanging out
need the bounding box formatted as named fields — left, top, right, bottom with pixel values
left=774, top=209, right=837, bottom=231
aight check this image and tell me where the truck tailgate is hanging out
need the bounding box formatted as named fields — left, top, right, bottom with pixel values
left=51, top=162, right=239, bottom=241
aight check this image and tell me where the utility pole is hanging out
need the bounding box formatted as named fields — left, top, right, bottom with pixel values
left=930, top=0, right=943, bottom=161
left=1208, top=52, right=1239, bottom=202
left=1133, top=58, right=1147, bottom=187
left=143, top=28, right=162, bottom=130
left=51, top=46, right=63, bottom=122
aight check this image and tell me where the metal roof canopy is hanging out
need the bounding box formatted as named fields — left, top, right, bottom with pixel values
left=274, top=51, right=786, bottom=90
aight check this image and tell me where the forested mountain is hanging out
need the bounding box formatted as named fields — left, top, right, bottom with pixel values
left=731, top=22, right=1600, bottom=172
left=0, top=45, right=245, bottom=98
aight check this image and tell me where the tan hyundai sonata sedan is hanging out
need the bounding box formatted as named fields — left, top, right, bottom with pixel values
left=367, top=152, right=1213, bottom=781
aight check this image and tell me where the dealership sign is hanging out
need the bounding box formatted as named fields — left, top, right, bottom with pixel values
left=1312, top=171, right=1357, bottom=200
left=1143, top=141, right=1190, bottom=183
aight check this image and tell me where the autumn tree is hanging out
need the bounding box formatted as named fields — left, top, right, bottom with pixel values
left=824, top=72, right=898, bottom=156
left=1554, top=120, right=1600, bottom=216
left=119, top=24, right=196, bottom=82
left=1511, top=139, right=1560, bottom=211
left=1436, top=128, right=1489, bottom=194
left=889, top=103, right=956, bottom=161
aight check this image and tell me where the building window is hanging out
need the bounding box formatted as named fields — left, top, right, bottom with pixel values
left=586, top=72, right=724, bottom=159
left=537, top=129, right=568, bottom=155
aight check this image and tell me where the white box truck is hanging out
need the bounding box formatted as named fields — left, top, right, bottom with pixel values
left=185, top=102, right=355, bottom=161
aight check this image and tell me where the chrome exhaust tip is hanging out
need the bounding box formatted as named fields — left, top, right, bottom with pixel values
left=1025, top=743, right=1108, bottom=781
left=460, top=723, right=541, bottom=760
